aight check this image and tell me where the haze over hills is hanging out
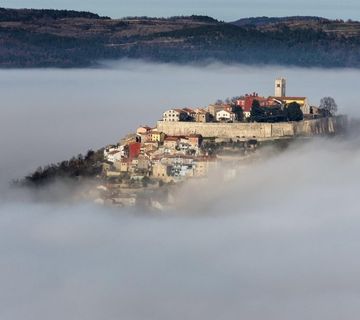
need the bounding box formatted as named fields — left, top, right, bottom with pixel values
left=1, top=7, right=360, bottom=68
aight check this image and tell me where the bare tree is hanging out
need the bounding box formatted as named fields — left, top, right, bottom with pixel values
left=319, top=97, right=338, bottom=116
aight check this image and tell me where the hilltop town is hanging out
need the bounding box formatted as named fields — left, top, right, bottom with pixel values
left=21, top=78, right=347, bottom=208
left=93, top=78, right=346, bottom=208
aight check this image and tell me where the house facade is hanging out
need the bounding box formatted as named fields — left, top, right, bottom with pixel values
left=188, top=134, right=203, bottom=148
left=136, top=126, right=152, bottom=135
left=162, top=109, right=188, bottom=122
left=195, top=109, right=211, bottom=123
left=163, top=136, right=180, bottom=149
left=151, top=130, right=166, bottom=143
left=216, top=110, right=236, bottom=122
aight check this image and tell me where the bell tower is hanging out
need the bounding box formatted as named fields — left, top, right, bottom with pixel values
left=275, top=77, right=286, bottom=97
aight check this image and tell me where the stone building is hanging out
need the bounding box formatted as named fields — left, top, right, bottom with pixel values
left=195, top=109, right=211, bottom=123
left=216, top=110, right=236, bottom=122
left=162, top=109, right=188, bottom=122
left=275, top=77, right=286, bottom=97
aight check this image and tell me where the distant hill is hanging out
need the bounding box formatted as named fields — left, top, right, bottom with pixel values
left=230, top=16, right=360, bottom=37
left=1, top=8, right=360, bottom=68
left=0, top=7, right=108, bottom=21
left=231, top=16, right=330, bottom=27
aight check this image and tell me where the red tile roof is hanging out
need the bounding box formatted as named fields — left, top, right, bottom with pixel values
left=182, top=108, right=195, bottom=113
left=174, top=108, right=186, bottom=113
left=164, top=137, right=180, bottom=141
left=238, top=96, right=280, bottom=112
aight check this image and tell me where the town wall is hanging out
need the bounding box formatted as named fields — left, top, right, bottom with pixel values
left=156, top=116, right=347, bottom=140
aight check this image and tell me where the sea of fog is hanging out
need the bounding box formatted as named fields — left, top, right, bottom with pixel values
left=1, top=60, right=360, bottom=320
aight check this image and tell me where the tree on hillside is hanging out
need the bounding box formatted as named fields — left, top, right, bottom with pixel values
left=250, top=99, right=265, bottom=122
left=285, top=102, right=303, bottom=121
left=23, top=149, right=104, bottom=186
left=319, top=97, right=338, bottom=116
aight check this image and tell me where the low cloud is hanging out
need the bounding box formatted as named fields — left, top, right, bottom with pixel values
left=1, top=61, right=360, bottom=319
left=2, top=135, right=360, bottom=319
left=1, top=60, right=359, bottom=186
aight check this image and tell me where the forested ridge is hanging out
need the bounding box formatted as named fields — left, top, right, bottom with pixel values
left=1, top=7, right=360, bottom=68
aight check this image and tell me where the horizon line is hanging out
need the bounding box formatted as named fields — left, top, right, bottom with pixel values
left=0, top=6, right=356, bottom=23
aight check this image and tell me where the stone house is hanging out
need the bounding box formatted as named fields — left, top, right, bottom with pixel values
left=136, top=126, right=153, bottom=142
left=114, top=160, right=130, bottom=172
left=207, top=104, right=225, bottom=118
left=188, top=134, right=203, bottom=148
left=216, top=110, right=236, bottom=122
left=151, top=130, right=166, bottom=143
left=152, top=162, right=173, bottom=182
left=194, top=108, right=211, bottom=123
left=163, top=136, right=180, bottom=149
left=136, top=126, right=152, bottom=135
left=162, top=109, right=188, bottom=122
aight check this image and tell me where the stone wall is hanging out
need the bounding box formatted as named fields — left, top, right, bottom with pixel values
left=156, top=116, right=347, bottom=140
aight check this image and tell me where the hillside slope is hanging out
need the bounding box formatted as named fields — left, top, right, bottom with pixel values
left=1, top=8, right=360, bottom=68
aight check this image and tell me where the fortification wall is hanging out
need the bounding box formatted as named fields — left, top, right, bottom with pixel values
left=156, top=116, right=347, bottom=140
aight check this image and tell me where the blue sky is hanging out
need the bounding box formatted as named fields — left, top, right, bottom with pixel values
left=1, top=0, right=360, bottom=21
